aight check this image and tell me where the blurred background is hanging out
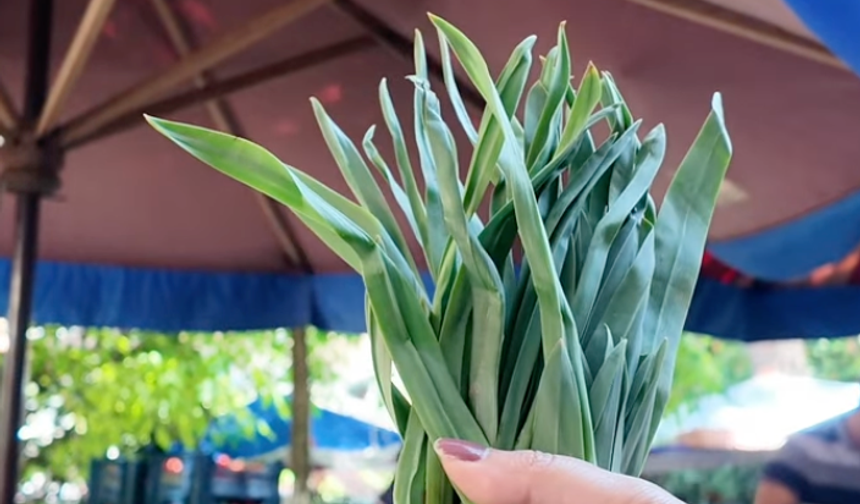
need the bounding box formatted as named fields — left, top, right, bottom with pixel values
left=2, top=0, right=860, bottom=503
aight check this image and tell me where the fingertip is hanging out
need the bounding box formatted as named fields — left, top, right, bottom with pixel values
left=433, top=441, right=527, bottom=504
left=433, top=438, right=489, bottom=463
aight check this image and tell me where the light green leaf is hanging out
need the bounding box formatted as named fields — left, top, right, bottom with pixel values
left=363, top=249, right=486, bottom=444
left=145, top=116, right=375, bottom=269
left=645, top=93, right=732, bottom=420
left=530, top=340, right=592, bottom=460
left=437, top=33, right=478, bottom=144
left=379, top=79, right=429, bottom=255
left=572, top=125, right=666, bottom=345
left=362, top=126, right=422, bottom=246
left=557, top=63, right=602, bottom=154
left=414, top=80, right=504, bottom=441
left=461, top=36, right=536, bottom=217
left=312, top=99, right=420, bottom=277
left=394, top=414, right=428, bottom=504
left=367, top=298, right=410, bottom=435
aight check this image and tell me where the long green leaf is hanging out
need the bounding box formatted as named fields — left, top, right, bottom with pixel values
left=367, top=299, right=410, bottom=435
left=145, top=117, right=376, bottom=268
left=437, top=33, right=478, bottom=144
left=645, top=93, right=732, bottom=417
left=557, top=63, right=602, bottom=154
left=411, top=31, right=448, bottom=278
left=378, top=79, right=429, bottom=257
left=589, top=338, right=626, bottom=468
left=530, top=340, right=592, bottom=460
left=572, top=125, right=666, bottom=344
left=415, top=80, right=504, bottom=442
left=363, top=126, right=422, bottom=246
left=425, top=446, right=453, bottom=504
left=461, top=36, right=536, bottom=217
left=363, top=248, right=487, bottom=444
left=526, top=24, right=570, bottom=171
left=395, top=414, right=428, bottom=504
left=312, top=99, right=420, bottom=279
left=430, top=15, right=567, bottom=357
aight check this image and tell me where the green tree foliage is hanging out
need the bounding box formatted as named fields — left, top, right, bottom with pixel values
left=11, top=320, right=858, bottom=487
left=666, top=333, right=860, bottom=418
left=665, top=333, right=753, bottom=416
left=10, top=325, right=348, bottom=483
left=805, top=336, right=860, bottom=382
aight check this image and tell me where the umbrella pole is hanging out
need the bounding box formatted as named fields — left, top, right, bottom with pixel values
left=0, top=0, right=55, bottom=501
left=291, top=326, right=311, bottom=504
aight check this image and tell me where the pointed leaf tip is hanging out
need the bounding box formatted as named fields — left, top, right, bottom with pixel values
left=365, top=124, right=377, bottom=139
left=712, top=91, right=723, bottom=110
left=712, top=92, right=725, bottom=121
left=710, top=92, right=732, bottom=153
left=145, top=115, right=176, bottom=137
left=144, top=114, right=163, bottom=128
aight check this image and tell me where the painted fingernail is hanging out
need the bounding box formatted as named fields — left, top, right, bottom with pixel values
left=434, top=438, right=488, bottom=462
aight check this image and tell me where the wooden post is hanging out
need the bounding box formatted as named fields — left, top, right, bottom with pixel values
left=291, top=327, right=312, bottom=504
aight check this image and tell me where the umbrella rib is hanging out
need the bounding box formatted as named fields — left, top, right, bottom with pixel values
left=60, top=0, right=329, bottom=147
left=628, top=0, right=845, bottom=70
left=0, top=79, right=18, bottom=133
left=60, top=37, right=374, bottom=149
left=151, top=0, right=237, bottom=134
left=331, top=0, right=485, bottom=108
left=151, top=0, right=312, bottom=271
left=36, top=0, right=117, bottom=137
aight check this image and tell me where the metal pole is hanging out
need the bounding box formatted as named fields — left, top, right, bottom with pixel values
left=0, top=0, right=54, bottom=501
left=291, top=327, right=311, bottom=504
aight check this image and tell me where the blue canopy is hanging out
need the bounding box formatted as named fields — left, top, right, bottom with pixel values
left=13, top=229, right=860, bottom=343
left=684, top=1, right=860, bottom=341
left=708, top=190, right=860, bottom=283
left=201, top=397, right=400, bottom=460
left=10, top=259, right=370, bottom=334
left=782, top=1, right=860, bottom=77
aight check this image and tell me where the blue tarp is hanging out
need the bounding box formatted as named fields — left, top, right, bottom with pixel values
left=783, top=1, right=860, bottom=77
left=705, top=1, right=860, bottom=284
left=201, top=398, right=400, bottom=459
left=4, top=259, right=368, bottom=333
left=708, top=189, right=860, bottom=282
left=12, top=254, right=860, bottom=342
left=687, top=277, right=860, bottom=342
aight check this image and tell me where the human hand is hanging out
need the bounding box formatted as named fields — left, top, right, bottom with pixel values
left=434, top=439, right=683, bottom=504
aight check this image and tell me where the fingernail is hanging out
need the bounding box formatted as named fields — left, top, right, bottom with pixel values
left=434, top=438, right=488, bottom=462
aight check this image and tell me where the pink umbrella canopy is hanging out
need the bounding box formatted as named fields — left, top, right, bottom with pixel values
left=1, top=0, right=860, bottom=498
left=0, top=0, right=855, bottom=336
left=0, top=0, right=858, bottom=280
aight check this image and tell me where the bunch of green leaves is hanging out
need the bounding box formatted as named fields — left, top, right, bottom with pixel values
left=146, top=14, right=731, bottom=504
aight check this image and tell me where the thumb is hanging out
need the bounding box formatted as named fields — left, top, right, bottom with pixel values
left=433, top=439, right=681, bottom=504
